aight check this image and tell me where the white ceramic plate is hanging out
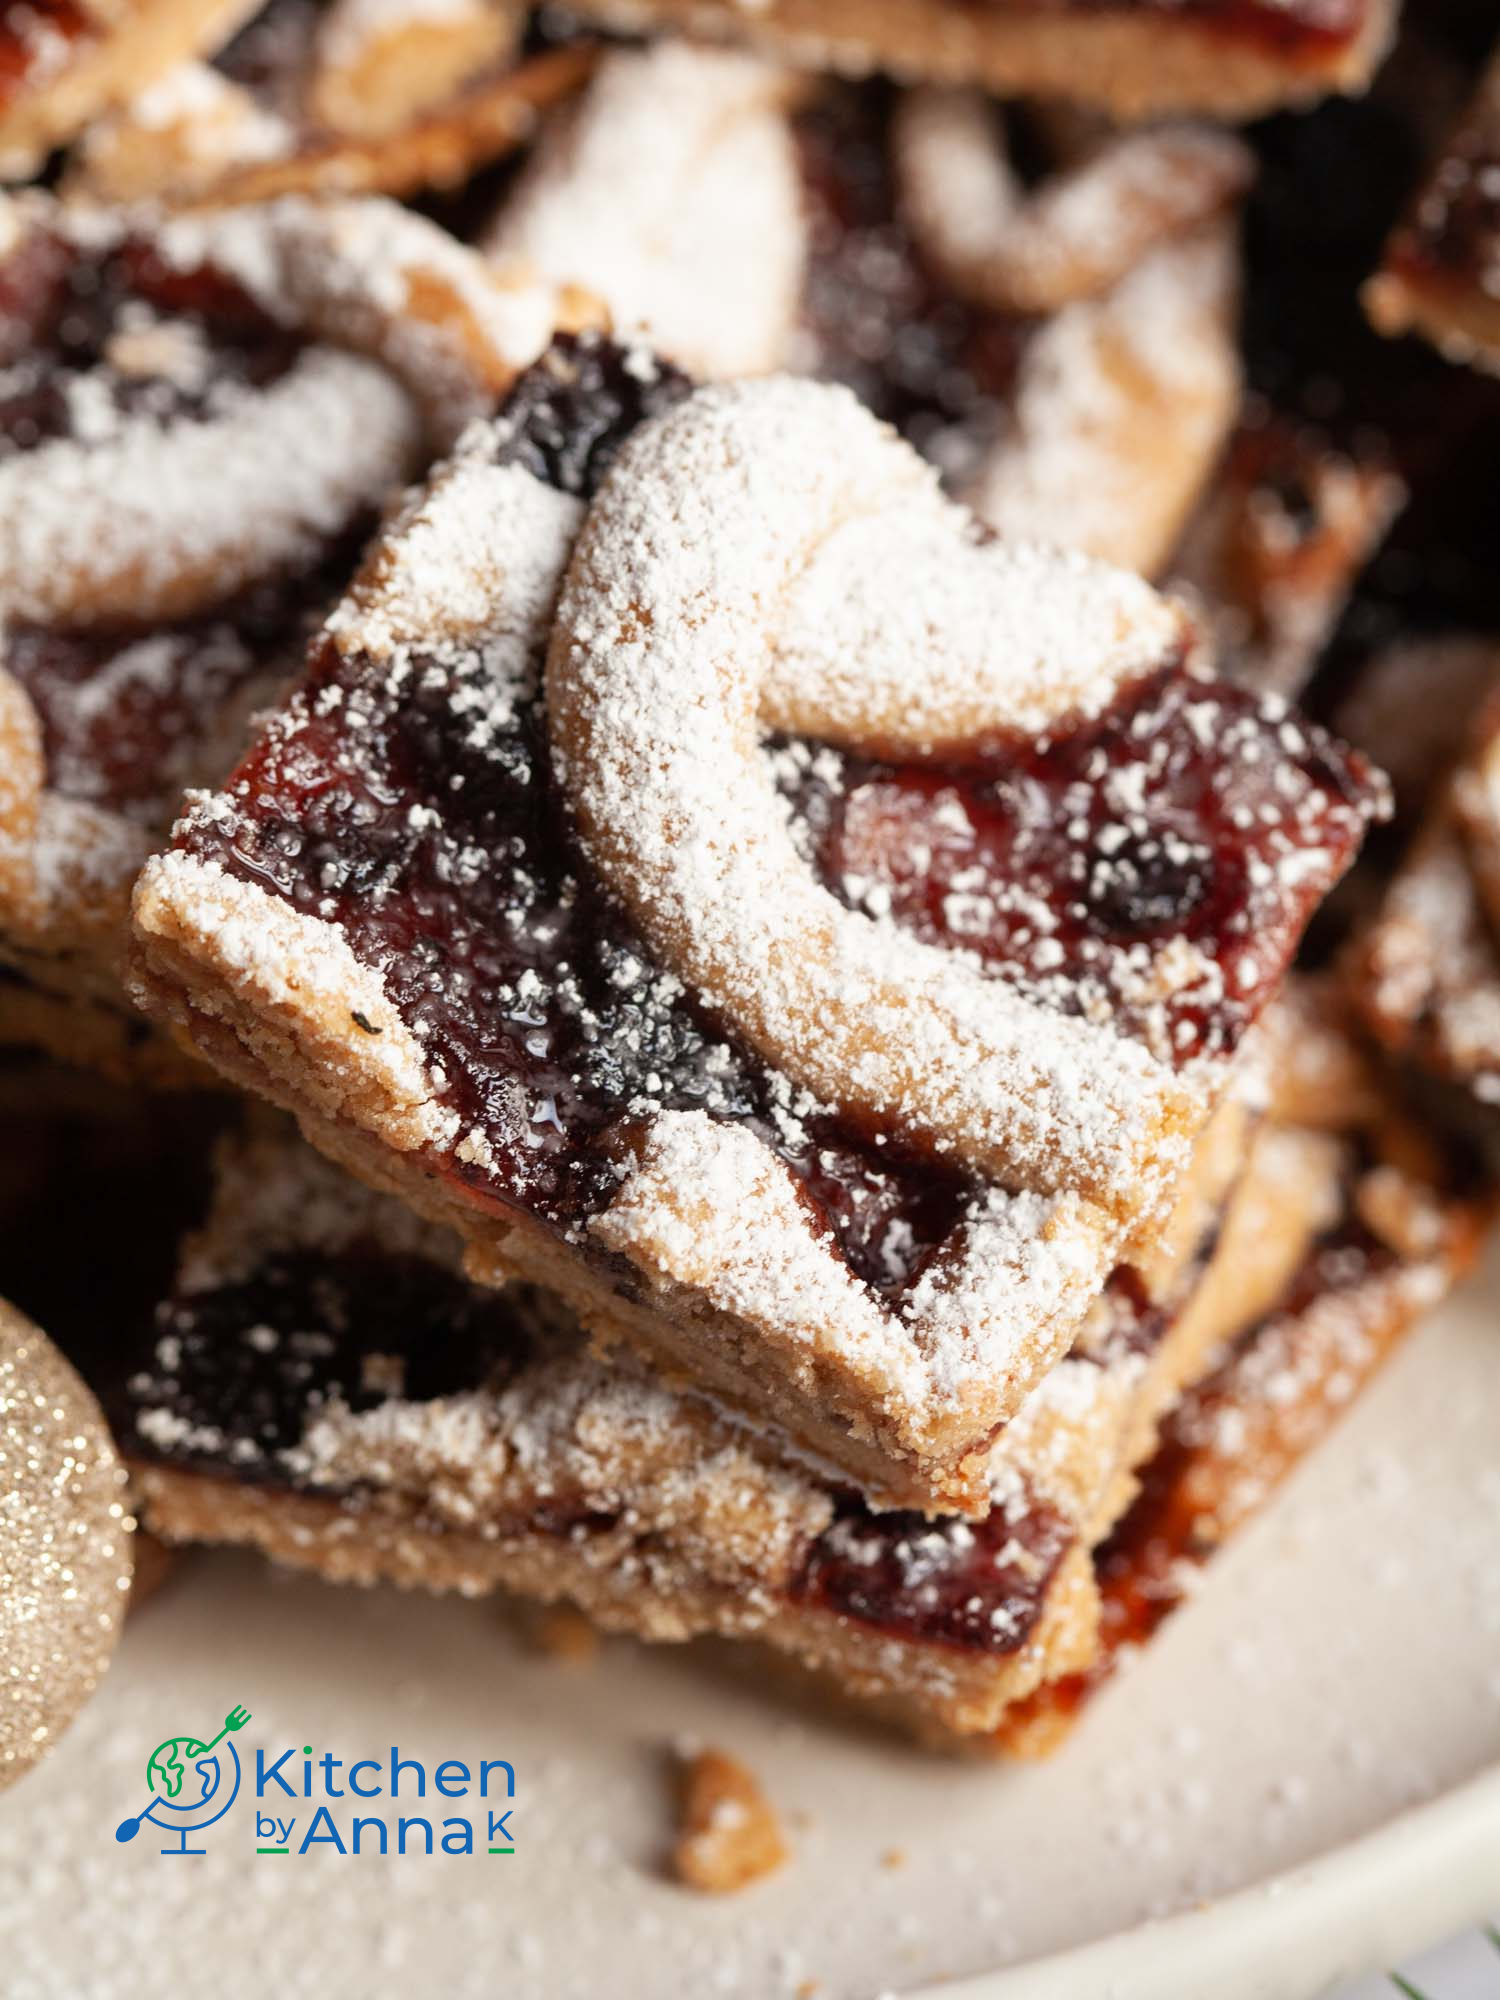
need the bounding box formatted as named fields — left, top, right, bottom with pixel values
left=4, top=1243, right=1499, bottom=2000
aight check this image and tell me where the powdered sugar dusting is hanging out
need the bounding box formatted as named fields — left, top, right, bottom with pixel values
left=893, top=87, right=1251, bottom=318
left=0, top=345, right=419, bottom=625
left=485, top=43, right=806, bottom=379
left=550, top=375, right=1197, bottom=1218
left=964, top=226, right=1241, bottom=577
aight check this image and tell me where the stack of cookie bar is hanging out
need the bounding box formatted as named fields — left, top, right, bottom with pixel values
left=0, top=0, right=1496, bottom=1771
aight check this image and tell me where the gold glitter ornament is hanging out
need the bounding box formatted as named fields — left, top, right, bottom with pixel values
left=0, top=1297, right=133, bottom=1790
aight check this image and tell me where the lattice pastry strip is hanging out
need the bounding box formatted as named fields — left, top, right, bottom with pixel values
left=129, top=340, right=1381, bottom=1513
left=484, top=43, right=808, bottom=381
left=481, top=55, right=1246, bottom=579
left=958, top=223, right=1242, bottom=579
left=890, top=88, right=1252, bottom=318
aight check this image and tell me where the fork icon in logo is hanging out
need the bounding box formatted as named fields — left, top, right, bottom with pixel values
left=115, top=1704, right=253, bottom=1854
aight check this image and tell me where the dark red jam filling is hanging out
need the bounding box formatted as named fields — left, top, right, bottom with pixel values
left=177, top=335, right=1377, bottom=1289
left=778, top=669, right=1375, bottom=1060
left=787, top=1266, right=1159, bottom=1653
left=0, top=227, right=303, bottom=458
left=1388, top=107, right=1500, bottom=295
left=117, top=1245, right=542, bottom=1476
left=955, top=0, right=1369, bottom=58
left=115, top=1221, right=1073, bottom=1655
left=796, top=86, right=1019, bottom=464
left=792, top=1487, right=1072, bottom=1654
left=6, top=545, right=359, bottom=823
left=0, top=0, right=92, bottom=109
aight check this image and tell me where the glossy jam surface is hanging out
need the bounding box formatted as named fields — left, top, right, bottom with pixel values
left=783, top=669, right=1374, bottom=1060
left=0, top=228, right=302, bottom=458
left=792, top=1488, right=1071, bottom=1653
left=181, top=336, right=1376, bottom=1282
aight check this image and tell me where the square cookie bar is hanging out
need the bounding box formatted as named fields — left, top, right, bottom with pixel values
left=132, top=336, right=1383, bottom=1512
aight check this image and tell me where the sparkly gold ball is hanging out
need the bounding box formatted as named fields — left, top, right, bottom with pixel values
left=0, top=1297, right=133, bottom=1790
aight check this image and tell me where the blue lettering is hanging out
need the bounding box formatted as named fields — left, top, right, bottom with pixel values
left=257, top=1748, right=296, bottom=1798
left=434, top=1760, right=469, bottom=1798
left=390, top=1749, right=425, bottom=1797
left=479, top=1760, right=515, bottom=1799
left=441, top=1819, right=473, bottom=1855
left=351, top=1817, right=387, bottom=1854
left=348, top=1759, right=381, bottom=1798
left=298, top=1806, right=346, bottom=1854
left=397, top=1816, right=433, bottom=1855
left=488, top=1809, right=513, bottom=1844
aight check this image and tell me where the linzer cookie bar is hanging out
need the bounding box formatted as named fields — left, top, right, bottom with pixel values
left=130, top=333, right=1383, bottom=1513
left=555, top=0, right=1396, bottom=120
left=111, top=989, right=1485, bottom=1745
left=0, top=191, right=571, bottom=1079
left=1366, top=45, right=1500, bottom=371
left=60, top=0, right=596, bottom=207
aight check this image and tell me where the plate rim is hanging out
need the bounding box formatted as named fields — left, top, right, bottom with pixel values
left=909, top=1763, right=1500, bottom=1999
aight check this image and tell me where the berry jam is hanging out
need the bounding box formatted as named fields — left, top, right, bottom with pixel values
left=796, top=87, right=1019, bottom=464
left=178, top=336, right=1379, bottom=1293
left=7, top=548, right=355, bottom=824
left=119, top=1245, right=541, bottom=1475
left=0, top=227, right=303, bottom=458
left=792, top=1487, right=1071, bottom=1653
left=780, top=668, right=1375, bottom=1060
left=115, top=1212, right=1074, bottom=1657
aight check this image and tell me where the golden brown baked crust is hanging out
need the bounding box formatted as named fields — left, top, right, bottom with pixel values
left=557, top=0, right=1396, bottom=120
left=66, top=39, right=596, bottom=207
left=121, top=985, right=1470, bottom=1749
left=0, top=0, right=257, bottom=180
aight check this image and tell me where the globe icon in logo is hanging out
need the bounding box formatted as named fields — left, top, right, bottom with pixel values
left=115, top=1704, right=250, bottom=1854
left=147, top=1738, right=224, bottom=1815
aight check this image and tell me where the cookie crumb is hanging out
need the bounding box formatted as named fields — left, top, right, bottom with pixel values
left=533, top=1604, right=600, bottom=1664
left=881, top=1847, right=906, bottom=1870
left=671, top=1748, right=788, bottom=1893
